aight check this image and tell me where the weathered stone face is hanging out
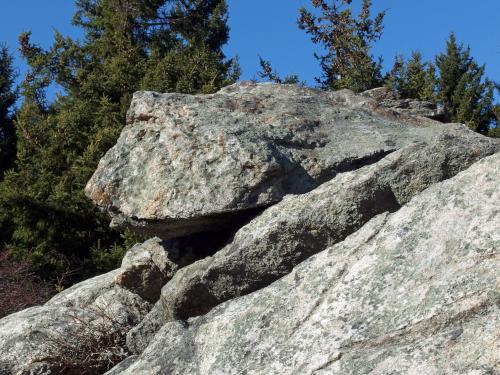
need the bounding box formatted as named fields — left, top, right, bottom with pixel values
left=85, top=82, right=452, bottom=239
left=116, top=152, right=500, bottom=375
left=126, top=129, right=499, bottom=353
left=361, top=86, right=446, bottom=120
left=114, top=236, right=218, bottom=303
left=114, top=238, right=176, bottom=303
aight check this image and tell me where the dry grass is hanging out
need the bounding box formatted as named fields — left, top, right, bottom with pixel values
left=0, top=251, right=55, bottom=318
left=45, top=303, right=133, bottom=375
left=1, top=252, right=132, bottom=373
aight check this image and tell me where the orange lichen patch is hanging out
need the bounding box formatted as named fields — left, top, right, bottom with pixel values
left=85, top=185, right=113, bottom=208
left=140, top=190, right=169, bottom=218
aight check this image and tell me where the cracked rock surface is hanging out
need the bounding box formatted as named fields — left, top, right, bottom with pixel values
left=85, top=82, right=452, bottom=239
left=361, top=86, right=446, bottom=120
left=117, top=152, right=500, bottom=375
left=126, top=127, right=498, bottom=353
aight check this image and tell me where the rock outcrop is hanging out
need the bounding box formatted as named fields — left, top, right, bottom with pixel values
left=127, top=126, right=498, bottom=353
left=361, top=86, right=446, bottom=120
left=86, top=82, right=452, bottom=239
left=0, top=235, right=216, bottom=374
left=116, top=152, right=500, bottom=375
left=1, top=83, right=498, bottom=375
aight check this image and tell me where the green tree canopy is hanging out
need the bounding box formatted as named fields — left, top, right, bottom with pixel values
left=0, top=0, right=238, bottom=281
left=435, top=33, right=496, bottom=133
left=298, top=0, right=385, bottom=92
left=0, top=46, right=17, bottom=178
left=386, top=51, right=436, bottom=102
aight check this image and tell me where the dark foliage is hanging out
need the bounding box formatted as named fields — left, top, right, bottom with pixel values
left=386, top=51, right=437, bottom=102
left=0, top=0, right=238, bottom=281
left=298, top=0, right=385, bottom=92
left=0, top=46, right=17, bottom=179
left=386, top=33, right=498, bottom=136
left=435, top=33, right=496, bottom=134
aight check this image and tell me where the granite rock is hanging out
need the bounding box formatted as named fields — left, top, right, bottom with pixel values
left=86, top=82, right=450, bottom=239
left=118, top=152, right=500, bottom=374
left=126, top=126, right=498, bottom=353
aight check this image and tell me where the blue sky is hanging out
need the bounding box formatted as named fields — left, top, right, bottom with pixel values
left=1, top=0, right=499, bottom=98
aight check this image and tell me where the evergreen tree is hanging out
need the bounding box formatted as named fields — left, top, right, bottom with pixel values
left=421, top=61, right=437, bottom=102
left=298, top=0, right=385, bottom=92
left=0, top=46, right=17, bottom=246
left=385, top=55, right=405, bottom=94
left=490, top=105, right=500, bottom=138
left=386, top=51, right=436, bottom=101
left=140, top=0, right=239, bottom=93
left=0, top=0, right=238, bottom=281
left=435, top=33, right=496, bottom=133
left=0, top=46, right=17, bottom=178
left=257, top=57, right=300, bottom=84
left=404, top=51, right=436, bottom=101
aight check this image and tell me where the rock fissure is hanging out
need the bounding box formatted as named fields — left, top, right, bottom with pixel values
left=127, top=126, right=498, bottom=352
left=339, top=290, right=497, bottom=354
left=315, top=148, right=396, bottom=185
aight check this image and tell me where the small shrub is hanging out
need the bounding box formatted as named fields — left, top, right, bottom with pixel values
left=45, top=304, right=133, bottom=375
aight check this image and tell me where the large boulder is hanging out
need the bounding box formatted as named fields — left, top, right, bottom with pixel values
left=85, top=82, right=453, bottom=239
left=126, top=127, right=498, bottom=353
left=114, top=236, right=212, bottom=303
left=114, top=152, right=500, bottom=375
left=115, top=238, right=181, bottom=303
